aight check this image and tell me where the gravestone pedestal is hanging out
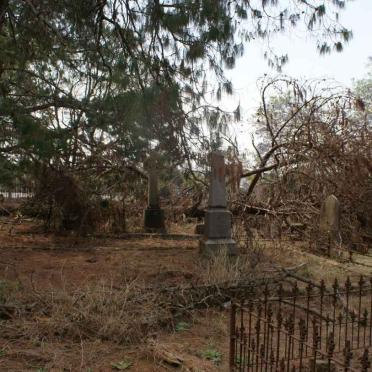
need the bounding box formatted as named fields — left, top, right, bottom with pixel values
left=144, top=207, right=165, bottom=233
left=200, top=152, right=237, bottom=256
left=204, top=208, right=232, bottom=238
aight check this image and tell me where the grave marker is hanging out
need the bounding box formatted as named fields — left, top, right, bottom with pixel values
left=144, top=155, right=166, bottom=233
left=200, top=152, right=237, bottom=256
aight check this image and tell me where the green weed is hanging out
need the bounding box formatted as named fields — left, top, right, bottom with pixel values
left=200, top=346, right=222, bottom=365
left=175, top=321, right=191, bottom=332
left=111, top=359, right=132, bottom=370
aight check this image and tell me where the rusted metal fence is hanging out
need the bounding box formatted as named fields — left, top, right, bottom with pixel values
left=0, top=189, right=33, bottom=200
left=230, top=276, right=372, bottom=371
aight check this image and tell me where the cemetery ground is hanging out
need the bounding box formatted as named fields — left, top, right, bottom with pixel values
left=0, top=217, right=371, bottom=371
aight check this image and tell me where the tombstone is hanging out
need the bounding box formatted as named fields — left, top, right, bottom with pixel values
left=199, top=152, right=237, bottom=256
left=309, top=359, right=336, bottom=372
left=350, top=220, right=368, bottom=254
left=143, top=156, right=166, bottom=233
left=194, top=223, right=204, bottom=235
left=319, top=194, right=341, bottom=255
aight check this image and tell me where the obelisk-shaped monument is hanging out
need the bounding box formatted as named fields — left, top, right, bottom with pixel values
left=200, top=152, right=237, bottom=256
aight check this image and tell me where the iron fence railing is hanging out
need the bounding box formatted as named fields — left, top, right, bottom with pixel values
left=0, top=189, right=33, bottom=200
left=230, top=276, right=372, bottom=371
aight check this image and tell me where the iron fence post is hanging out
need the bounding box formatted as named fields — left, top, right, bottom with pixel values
left=230, top=302, right=237, bottom=371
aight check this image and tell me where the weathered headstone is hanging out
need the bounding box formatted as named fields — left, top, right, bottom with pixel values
left=350, top=219, right=368, bottom=254
left=320, top=195, right=340, bottom=239
left=143, top=155, right=166, bottom=233
left=200, top=152, right=237, bottom=256
left=194, top=223, right=204, bottom=235
left=319, top=194, right=341, bottom=255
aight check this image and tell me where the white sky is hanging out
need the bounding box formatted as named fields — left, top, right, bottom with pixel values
left=217, top=0, right=372, bottom=154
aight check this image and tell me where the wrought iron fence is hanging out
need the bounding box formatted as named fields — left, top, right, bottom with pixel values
left=230, top=276, right=372, bottom=371
left=0, top=189, right=33, bottom=200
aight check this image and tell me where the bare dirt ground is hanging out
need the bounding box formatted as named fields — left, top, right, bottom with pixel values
left=0, top=216, right=370, bottom=371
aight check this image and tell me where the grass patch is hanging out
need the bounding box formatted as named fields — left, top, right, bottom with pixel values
left=111, top=359, right=132, bottom=370
left=19, top=279, right=172, bottom=346
left=200, top=346, right=222, bottom=365
left=175, top=321, right=191, bottom=332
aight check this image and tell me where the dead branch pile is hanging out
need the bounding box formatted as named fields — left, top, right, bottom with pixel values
left=237, top=77, right=372, bottom=245
left=4, top=270, right=287, bottom=346
left=21, top=169, right=128, bottom=234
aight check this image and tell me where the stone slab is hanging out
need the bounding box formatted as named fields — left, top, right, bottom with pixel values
left=320, top=194, right=340, bottom=239
left=194, top=223, right=204, bottom=235
left=94, top=233, right=199, bottom=240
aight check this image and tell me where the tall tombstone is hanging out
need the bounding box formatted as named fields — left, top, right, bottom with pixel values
left=200, top=152, right=237, bottom=256
left=319, top=194, right=341, bottom=255
left=143, top=155, right=166, bottom=233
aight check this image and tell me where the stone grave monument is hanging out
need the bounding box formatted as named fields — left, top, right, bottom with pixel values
left=144, top=154, right=166, bottom=233
left=319, top=194, right=341, bottom=255
left=200, top=152, right=237, bottom=256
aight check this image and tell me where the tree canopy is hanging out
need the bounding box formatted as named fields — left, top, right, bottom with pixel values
left=0, top=0, right=352, bottom=188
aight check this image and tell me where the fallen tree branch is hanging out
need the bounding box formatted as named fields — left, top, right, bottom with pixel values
left=232, top=202, right=297, bottom=216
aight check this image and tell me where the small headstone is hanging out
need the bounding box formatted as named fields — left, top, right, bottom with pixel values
left=320, top=195, right=340, bottom=237
left=199, top=152, right=237, bottom=256
left=194, top=223, right=204, bottom=235
left=143, top=155, right=166, bottom=233
left=319, top=194, right=341, bottom=255
left=309, top=359, right=336, bottom=372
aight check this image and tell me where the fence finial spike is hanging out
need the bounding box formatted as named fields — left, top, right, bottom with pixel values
left=361, top=348, right=370, bottom=372
left=345, top=276, right=352, bottom=290
left=343, top=340, right=353, bottom=367
left=333, top=277, right=339, bottom=290
left=359, top=275, right=365, bottom=287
